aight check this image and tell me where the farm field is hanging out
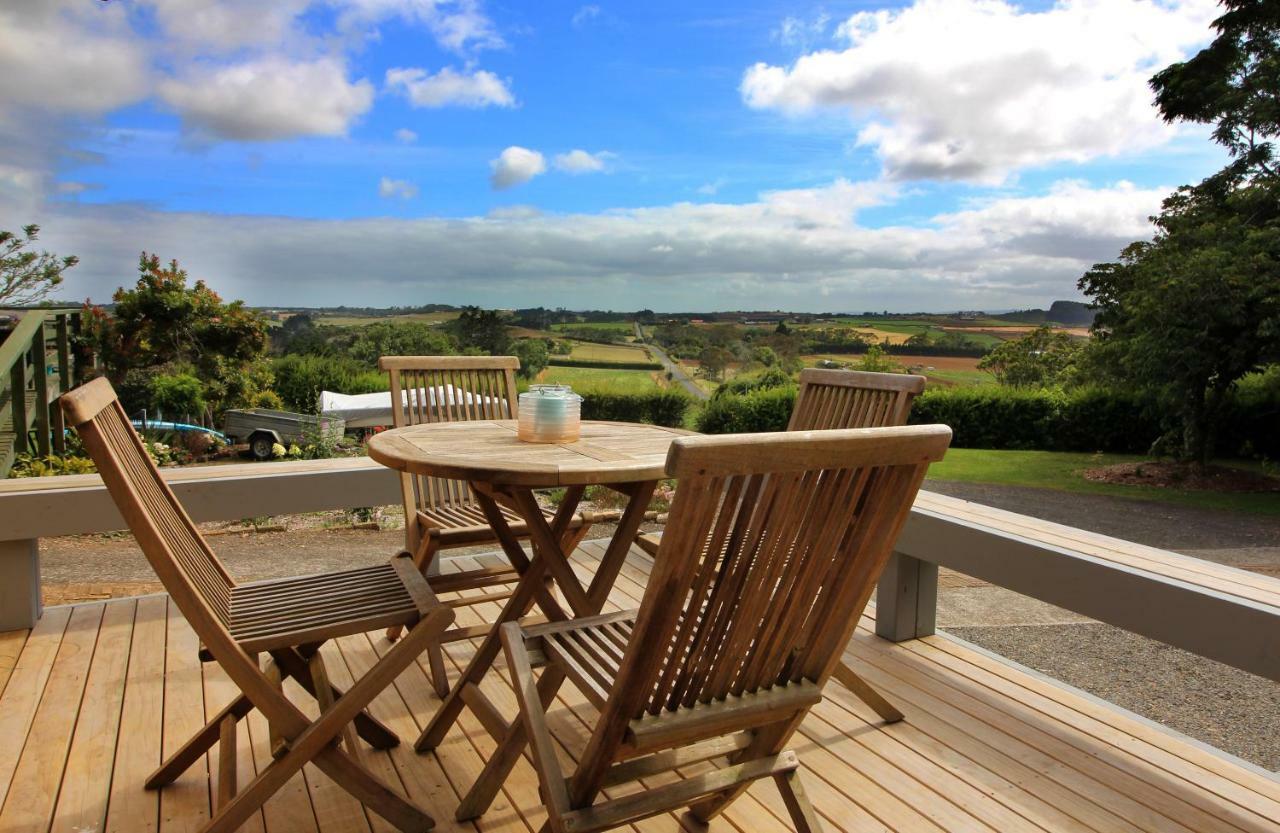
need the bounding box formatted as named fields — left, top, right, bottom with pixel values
left=565, top=340, right=654, bottom=363
left=534, top=365, right=664, bottom=393
left=802, top=354, right=993, bottom=388
left=312, top=311, right=459, bottom=327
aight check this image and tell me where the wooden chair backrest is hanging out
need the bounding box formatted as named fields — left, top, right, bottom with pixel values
left=788, top=369, right=924, bottom=431
left=379, top=355, right=520, bottom=525
left=61, top=377, right=239, bottom=641
left=574, top=425, right=950, bottom=791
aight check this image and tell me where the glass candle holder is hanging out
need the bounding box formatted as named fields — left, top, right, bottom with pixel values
left=517, top=384, right=583, bottom=443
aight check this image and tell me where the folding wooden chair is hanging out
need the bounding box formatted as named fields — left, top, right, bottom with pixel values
left=638, top=368, right=927, bottom=724
left=379, top=356, right=613, bottom=695
left=62, top=378, right=454, bottom=833
left=458, top=424, right=952, bottom=832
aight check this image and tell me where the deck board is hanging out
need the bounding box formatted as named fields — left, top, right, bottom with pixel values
left=0, top=540, right=1276, bottom=833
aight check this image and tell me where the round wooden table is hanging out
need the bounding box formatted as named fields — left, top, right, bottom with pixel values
left=367, top=419, right=691, bottom=753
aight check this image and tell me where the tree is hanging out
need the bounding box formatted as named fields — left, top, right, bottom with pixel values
left=978, top=326, right=1083, bottom=388
left=1080, top=181, right=1279, bottom=464
left=347, top=321, right=455, bottom=364
left=1078, top=1, right=1280, bottom=465
left=84, top=253, right=270, bottom=420
left=1150, top=0, right=1279, bottom=180
left=0, top=225, right=78, bottom=306
left=697, top=346, right=732, bottom=381
left=511, top=338, right=550, bottom=379
left=449, top=306, right=512, bottom=354
left=855, top=343, right=897, bottom=373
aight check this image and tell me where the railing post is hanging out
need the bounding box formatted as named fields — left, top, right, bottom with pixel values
left=31, top=321, right=51, bottom=457
left=10, top=351, right=28, bottom=455
left=875, top=551, right=938, bottom=642
left=0, top=538, right=41, bottom=631
left=52, top=314, right=70, bottom=453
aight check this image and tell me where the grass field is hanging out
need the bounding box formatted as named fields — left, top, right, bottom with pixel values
left=534, top=365, right=663, bottom=393
left=929, top=449, right=1280, bottom=516
left=566, top=341, right=653, bottom=363
left=801, top=354, right=994, bottom=388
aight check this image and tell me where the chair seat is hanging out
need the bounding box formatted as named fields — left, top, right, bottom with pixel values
left=523, top=611, right=637, bottom=708
left=418, top=501, right=614, bottom=545
left=229, top=563, right=428, bottom=652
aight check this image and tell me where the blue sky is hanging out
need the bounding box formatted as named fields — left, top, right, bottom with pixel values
left=0, top=0, right=1229, bottom=311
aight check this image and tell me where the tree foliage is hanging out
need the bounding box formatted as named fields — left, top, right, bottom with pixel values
left=510, top=338, right=550, bottom=379
left=449, top=306, right=511, bottom=354
left=1151, top=0, right=1279, bottom=179
left=1078, top=1, right=1280, bottom=465
left=978, top=326, right=1083, bottom=388
left=347, top=321, right=455, bottom=364
left=84, top=253, right=270, bottom=420
left=0, top=224, right=78, bottom=306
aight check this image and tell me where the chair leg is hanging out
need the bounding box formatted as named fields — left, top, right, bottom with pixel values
left=387, top=536, right=439, bottom=642
left=455, top=660, right=567, bottom=820
left=271, top=646, right=401, bottom=749
left=831, top=662, right=903, bottom=724
left=146, top=693, right=254, bottom=789
left=426, top=642, right=450, bottom=698
left=773, top=769, right=824, bottom=833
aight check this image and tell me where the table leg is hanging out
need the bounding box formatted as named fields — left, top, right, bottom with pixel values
left=414, top=480, right=657, bottom=753
left=414, top=484, right=582, bottom=751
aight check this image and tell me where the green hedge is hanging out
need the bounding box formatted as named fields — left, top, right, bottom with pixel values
left=695, top=381, right=1280, bottom=458
left=580, top=389, right=692, bottom=428
left=548, top=358, right=663, bottom=371
left=272, top=355, right=386, bottom=414
left=696, top=386, right=798, bottom=433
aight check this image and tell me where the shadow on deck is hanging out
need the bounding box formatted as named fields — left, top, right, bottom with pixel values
left=0, top=540, right=1276, bottom=833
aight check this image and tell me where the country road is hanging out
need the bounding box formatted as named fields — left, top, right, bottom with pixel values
left=633, top=321, right=708, bottom=400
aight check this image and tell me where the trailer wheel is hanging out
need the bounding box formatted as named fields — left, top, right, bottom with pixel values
left=249, top=433, right=276, bottom=461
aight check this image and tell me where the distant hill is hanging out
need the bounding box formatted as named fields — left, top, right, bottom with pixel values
left=995, top=301, right=1095, bottom=327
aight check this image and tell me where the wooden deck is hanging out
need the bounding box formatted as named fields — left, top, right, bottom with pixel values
left=1, top=540, right=1277, bottom=833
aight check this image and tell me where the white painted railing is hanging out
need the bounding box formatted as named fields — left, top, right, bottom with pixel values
left=1, top=459, right=1276, bottom=682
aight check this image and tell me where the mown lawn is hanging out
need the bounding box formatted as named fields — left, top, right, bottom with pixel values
left=534, top=365, right=663, bottom=393
left=928, top=448, right=1280, bottom=516
left=566, top=341, right=654, bottom=363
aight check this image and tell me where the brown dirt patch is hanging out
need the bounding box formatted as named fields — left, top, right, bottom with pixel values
left=1083, top=462, right=1280, bottom=493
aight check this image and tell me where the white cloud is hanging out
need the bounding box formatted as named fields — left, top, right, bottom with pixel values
left=160, top=58, right=373, bottom=141
left=742, top=0, right=1219, bottom=183
left=394, top=128, right=418, bottom=143
left=386, top=66, right=515, bottom=108
left=572, top=5, right=602, bottom=28
left=696, top=180, right=725, bottom=196
left=378, top=177, right=420, bottom=200
left=775, top=13, right=830, bottom=49
left=0, top=0, right=149, bottom=122
left=143, top=0, right=312, bottom=53
left=553, top=149, right=613, bottom=174
left=27, top=178, right=1166, bottom=311
left=490, top=146, right=546, bottom=189
left=338, top=0, right=505, bottom=53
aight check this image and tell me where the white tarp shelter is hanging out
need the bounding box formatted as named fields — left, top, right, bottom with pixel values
left=318, top=385, right=502, bottom=428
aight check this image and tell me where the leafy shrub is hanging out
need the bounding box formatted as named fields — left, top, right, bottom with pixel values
left=10, top=453, right=97, bottom=477
left=271, top=355, right=387, bottom=413
left=696, top=385, right=798, bottom=433
left=710, top=368, right=792, bottom=399
left=149, top=372, right=206, bottom=420
left=580, top=389, right=692, bottom=427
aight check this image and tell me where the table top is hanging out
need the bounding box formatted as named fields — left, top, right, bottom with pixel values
left=367, top=420, right=693, bottom=487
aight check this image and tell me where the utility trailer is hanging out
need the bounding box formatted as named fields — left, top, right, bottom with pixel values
left=222, top=409, right=345, bottom=460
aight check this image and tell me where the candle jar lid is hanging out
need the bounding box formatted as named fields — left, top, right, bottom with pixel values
left=523, top=384, right=582, bottom=401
